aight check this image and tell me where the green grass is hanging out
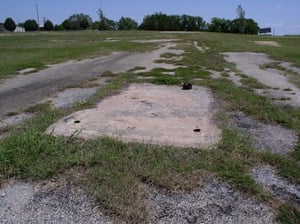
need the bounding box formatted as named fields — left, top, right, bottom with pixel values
left=1, top=31, right=300, bottom=222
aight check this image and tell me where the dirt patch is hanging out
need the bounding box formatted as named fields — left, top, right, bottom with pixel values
left=0, top=180, right=112, bottom=224
left=223, top=52, right=300, bottom=107
left=149, top=179, right=276, bottom=224
left=0, top=113, right=32, bottom=129
left=251, top=165, right=300, bottom=206
left=230, top=112, right=297, bottom=154
left=254, top=41, right=281, bottom=47
left=47, top=83, right=221, bottom=148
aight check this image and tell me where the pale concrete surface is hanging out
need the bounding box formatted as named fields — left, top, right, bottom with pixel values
left=223, top=52, right=300, bottom=107
left=47, top=83, right=221, bottom=148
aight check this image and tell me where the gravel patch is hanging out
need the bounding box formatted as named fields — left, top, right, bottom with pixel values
left=149, top=180, right=276, bottom=224
left=0, top=113, right=32, bottom=129
left=230, top=112, right=297, bottom=154
left=0, top=180, right=112, bottom=224
left=251, top=165, right=300, bottom=206
left=49, top=87, right=98, bottom=109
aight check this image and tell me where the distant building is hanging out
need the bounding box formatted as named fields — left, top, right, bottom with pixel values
left=14, top=26, right=25, bottom=33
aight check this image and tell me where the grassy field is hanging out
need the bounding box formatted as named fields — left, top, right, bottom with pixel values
left=0, top=31, right=300, bottom=223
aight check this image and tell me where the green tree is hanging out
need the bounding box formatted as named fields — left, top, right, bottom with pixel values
left=244, top=19, right=259, bottom=34
left=236, top=4, right=246, bottom=34
left=118, top=17, right=138, bottom=30
left=62, top=13, right=92, bottom=30
left=24, top=20, right=39, bottom=31
left=97, top=9, right=116, bottom=30
left=54, top=24, right=64, bottom=31
left=44, top=20, right=54, bottom=31
left=209, top=17, right=225, bottom=32
left=79, top=18, right=90, bottom=29
left=4, top=17, right=16, bottom=32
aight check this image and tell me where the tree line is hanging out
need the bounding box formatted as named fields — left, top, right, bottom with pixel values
left=2, top=5, right=259, bottom=34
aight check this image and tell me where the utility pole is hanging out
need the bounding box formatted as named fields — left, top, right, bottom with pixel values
left=36, top=2, right=40, bottom=30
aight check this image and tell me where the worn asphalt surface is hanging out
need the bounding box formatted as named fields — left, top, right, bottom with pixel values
left=0, top=52, right=132, bottom=119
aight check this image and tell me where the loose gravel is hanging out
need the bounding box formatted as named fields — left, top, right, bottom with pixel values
left=0, top=180, right=112, bottom=224
left=251, top=165, right=300, bottom=206
left=230, top=112, right=297, bottom=154
left=149, top=180, right=276, bottom=224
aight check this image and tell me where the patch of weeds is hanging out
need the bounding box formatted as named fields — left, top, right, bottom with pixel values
left=290, top=144, right=300, bottom=161
left=0, top=126, right=10, bottom=135
left=59, top=81, right=100, bottom=90
left=261, top=152, right=300, bottom=184
left=260, top=62, right=284, bottom=71
left=260, top=62, right=300, bottom=88
left=6, top=111, right=19, bottom=117
left=160, top=52, right=180, bottom=59
left=101, top=70, right=118, bottom=77
left=127, top=66, right=147, bottom=73
left=151, top=75, right=183, bottom=85
left=204, top=79, right=292, bottom=126
left=221, top=72, right=230, bottom=78
left=240, top=76, right=270, bottom=89
left=24, top=102, right=51, bottom=114
left=277, top=204, right=300, bottom=224
left=73, top=74, right=130, bottom=110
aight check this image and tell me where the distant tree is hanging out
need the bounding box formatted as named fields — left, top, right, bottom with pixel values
left=79, top=18, right=90, bottom=29
left=168, top=15, right=181, bottom=31
left=244, top=18, right=259, bottom=34
left=209, top=17, right=225, bottom=32
left=92, top=21, right=100, bottom=30
left=54, top=24, right=64, bottom=31
left=62, top=13, right=92, bottom=30
left=24, top=19, right=39, bottom=31
left=237, top=4, right=245, bottom=19
left=118, top=17, right=138, bottom=30
left=236, top=4, right=246, bottom=34
left=4, top=17, right=16, bottom=31
left=97, top=9, right=116, bottom=30
left=44, top=20, right=54, bottom=31
left=139, top=13, right=206, bottom=31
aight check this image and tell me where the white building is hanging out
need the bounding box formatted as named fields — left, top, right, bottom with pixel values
left=14, top=26, right=25, bottom=33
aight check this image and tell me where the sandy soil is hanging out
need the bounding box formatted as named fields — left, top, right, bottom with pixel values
left=47, top=83, right=221, bottom=148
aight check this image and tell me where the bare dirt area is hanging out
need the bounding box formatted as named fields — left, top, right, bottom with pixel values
left=223, top=52, right=300, bottom=107
left=47, top=83, right=221, bottom=148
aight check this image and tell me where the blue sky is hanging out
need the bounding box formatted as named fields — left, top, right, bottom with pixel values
left=0, top=0, right=299, bottom=35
